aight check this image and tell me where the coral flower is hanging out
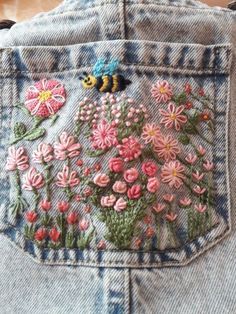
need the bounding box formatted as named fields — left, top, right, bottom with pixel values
left=159, top=103, right=187, bottom=131
left=141, top=161, right=158, bottom=177
left=141, top=123, right=161, bottom=144
left=32, top=143, right=54, bottom=164
left=203, top=160, right=214, bottom=171
left=67, top=212, right=79, bottom=225
left=57, top=201, right=70, bottom=213
left=151, top=80, right=173, bottom=103
left=117, top=136, right=142, bottom=162
left=185, top=153, right=198, bottom=165
left=179, top=197, right=192, bottom=207
left=40, top=200, right=52, bottom=212
left=161, top=161, right=185, bottom=189
left=109, top=158, right=124, bottom=173
left=91, top=120, right=118, bottom=150
left=153, top=203, right=166, bottom=214
left=25, top=78, right=66, bottom=118
left=6, top=146, right=29, bottom=171
left=56, top=165, right=80, bottom=188
left=194, top=203, right=207, bottom=213
left=49, top=227, right=61, bottom=243
left=154, top=135, right=180, bottom=162
left=25, top=211, right=38, bottom=223
left=54, top=132, right=81, bottom=160
left=165, top=212, right=178, bottom=222
left=22, top=167, right=45, bottom=190
left=34, top=228, right=47, bottom=242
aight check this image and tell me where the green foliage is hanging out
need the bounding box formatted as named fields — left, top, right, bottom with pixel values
left=23, top=127, right=46, bottom=141
left=14, top=122, right=27, bottom=138
left=178, top=134, right=190, bottom=145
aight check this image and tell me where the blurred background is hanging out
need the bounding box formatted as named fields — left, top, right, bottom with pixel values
left=0, top=0, right=230, bottom=22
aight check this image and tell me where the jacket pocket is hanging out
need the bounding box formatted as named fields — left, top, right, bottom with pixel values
left=0, top=40, right=232, bottom=267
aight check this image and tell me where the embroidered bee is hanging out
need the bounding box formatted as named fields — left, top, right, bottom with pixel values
left=79, top=58, right=131, bottom=93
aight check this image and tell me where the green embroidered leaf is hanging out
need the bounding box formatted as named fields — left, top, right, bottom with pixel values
left=184, top=124, right=198, bottom=135
left=77, top=228, right=95, bottom=250
left=14, top=122, right=27, bottom=138
left=15, top=103, right=31, bottom=116
left=178, top=134, right=190, bottom=145
left=86, top=149, right=108, bottom=157
left=23, top=128, right=46, bottom=141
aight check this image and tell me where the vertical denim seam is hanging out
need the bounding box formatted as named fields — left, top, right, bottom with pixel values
left=124, top=268, right=131, bottom=314
left=118, top=0, right=126, bottom=39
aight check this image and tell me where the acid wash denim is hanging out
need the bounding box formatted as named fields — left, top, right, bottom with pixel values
left=0, top=0, right=236, bottom=313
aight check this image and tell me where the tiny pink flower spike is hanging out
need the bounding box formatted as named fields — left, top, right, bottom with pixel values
left=79, top=218, right=90, bottom=231
left=25, top=78, right=66, bottom=118
left=151, top=80, right=173, bottom=103
left=22, top=167, right=45, bottom=191
left=32, top=143, right=54, bottom=164
left=54, top=132, right=81, bottom=160
left=193, top=185, right=206, bottom=195
left=194, top=203, right=207, bottom=213
left=203, top=160, right=214, bottom=171
left=185, top=153, right=198, bottom=165
left=179, top=197, right=192, bottom=207
left=152, top=203, right=166, bottom=214
left=159, top=103, right=187, bottom=131
left=56, top=165, right=80, bottom=188
left=163, top=194, right=175, bottom=203
left=165, top=212, right=178, bottom=222
left=6, top=146, right=29, bottom=171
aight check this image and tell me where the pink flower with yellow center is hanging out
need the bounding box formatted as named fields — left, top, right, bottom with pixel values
left=141, top=123, right=161, bottom=144
left=161, top=160, right=185, bottom=189
left=117, top=136, right=142, bottom=162
left=151, top=80, right=173, bottom=103
left=56, top=165, right=80, bottom=188
left=54, top=132, right=81, bottom=160
left=25, top=78, right=66, bottom=118
left=91, top=120, right=118, bottom=150
left=159, top=103, right=188, bottom=131
left=154, top=135, right=180, bottom=162
left=6, top=146, right=29, bottom=171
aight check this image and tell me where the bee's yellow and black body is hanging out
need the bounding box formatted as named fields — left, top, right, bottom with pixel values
left=95, top=74, right=131, bottom=93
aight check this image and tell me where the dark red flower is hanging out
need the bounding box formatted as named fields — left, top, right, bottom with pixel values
left=93, top=163, right=102, bottom=172
left=76, top=159, right=84, bottom=167
left=34, top=228, right=47, bottom=241
left=127, top=185, right=142, bottom=200
left=83, top=187, right=93, bottom=197
left=200, top=112, right=211, bottom=121
left=25, top=211, right=38, bottom=223
left=184, top=83, right=192, bottom=94
left=185, top=102, right=193, bottom=110
left=199, top=88, right=205, bottom=96
left=146, top=227, right=155, bottom=238
left=84, top=167, right=91, bottom=176
left=49, top=227, right=61, bottom=243
left=75, top=194, right=82, bottom=202
left=57, top=201, right=70, bottom=213
left=67, top=212, right=79, bottom=225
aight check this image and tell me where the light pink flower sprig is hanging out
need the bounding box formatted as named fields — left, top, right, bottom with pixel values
left=54, top=132, right=81, bottom=160
left=22, top=167, right=45, bottom=190
left=32, top=143, right=54, bottom=164
left=56, top=165, right=80, bottom=188
left=6, top=146, right=29, bottom=171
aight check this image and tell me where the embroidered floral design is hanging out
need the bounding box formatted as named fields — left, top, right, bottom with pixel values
left=54, top=132, right=81, bottom=160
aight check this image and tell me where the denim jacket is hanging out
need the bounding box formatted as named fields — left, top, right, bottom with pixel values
left=0, top=0, right=236, bottom=313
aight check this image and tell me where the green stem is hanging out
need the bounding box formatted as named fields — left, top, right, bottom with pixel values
left=33, top=188, right=40, bottom=209
left=44, top=164, right=53, bottom=201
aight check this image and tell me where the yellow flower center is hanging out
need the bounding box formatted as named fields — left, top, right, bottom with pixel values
left=165, top=144, right=171, bottom=151
left=159, top=86, right=167, bottom=94
left=170, top=113, right=176, bottom=120
left=38, top=90, right=52, bottom=102
left=172, top=169, right=177, bottom=177
left=148, top=130, right=156, bottom=137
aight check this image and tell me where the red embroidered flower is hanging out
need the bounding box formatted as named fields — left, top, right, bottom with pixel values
left=57, top=201, right=70, bottom=213
left=49, top=227, right=61, bottom=243
left=109, top=158, right=124, bottom=173
left=25, top=78, right=66, bottom=118
left=83, top=187, right=93, bottom=197
left=117, top=136, right=142, bottom=162
left=185, top=102, right=193, bottom=110
left=127, top=185, right=142, bottom=199
left=159, top=103, right=188, bottom=131
left=97, top=240, right=106, bottom=250
left=199, top=88, right=205, bottom=97
left=76, top=159, right=84, bottom=167
left=123, top=168, right=139, bottom=183
left=154, top=135, right=180, bottom=162
left=200, top=112, right=211, bottom=121
left=147, top=177, right=160, bottom=193
left=34, top=228, right=47, bottom=242
left=6, top=146, right=29, bottom=171
left=146, top=227, right=155, bottom=238
left=151, top=80, right=173, bottom=103
left=141, top=161, right=158, bottom=177
left=91, top=120, right=118, bottom=150
left=184, top=83, right=192, bottom=94
left=161, top=161, right=185, bottom=189
left=67, top=212, right=79, bottom=225
left=25, top=211, right=38, bottom=223
left=165, top=212, right=177, bottom=222
left=40, top=200, right=51, bottom=212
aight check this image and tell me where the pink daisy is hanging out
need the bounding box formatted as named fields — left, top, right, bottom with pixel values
left=6, top=146, right=29, bottom=171
left=141, top=123, right=161, bottom=144
left=25, top=78, right=66, bottom=118
left=56, top=165, right=80, bottom=188
left=54, top=132, right=81, bottom=160
left=161, top=160, right=185, bottom=189
left=91, top=120, right=118, bottom=150
left=159, top=103, right=187, bottom=131
left=117, top=136, right=142, bottom=162
left=153, top=135, right=180, bottom=161
left=151, top=80, right=173, bottom=103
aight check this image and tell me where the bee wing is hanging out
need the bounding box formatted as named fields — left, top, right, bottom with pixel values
left=92, top=58, right=106, bottom=77
left=103, top=59, right=120, bottom=76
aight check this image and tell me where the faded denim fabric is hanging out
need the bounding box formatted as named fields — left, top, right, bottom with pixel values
left=0, top=0, right=236, bottom=313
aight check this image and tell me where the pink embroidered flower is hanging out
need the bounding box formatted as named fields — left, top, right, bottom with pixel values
left=185, top=83, right=192, bottom=94
left=91, top=120, right=118, bottom=150
left=161, top=160, right=185, bottom=189
left=67, top=212, right=79, bottom=225
left=6, top=146, right=29, bottom=171
left=25, top=211, right=38, bottom=223
left=97, top=240, right=106, bottom=250
left=40, top=200, right=51, bottom=212
left=117, top=136, right=142, bottom=162
left=22, top=167, right=45, bottom=190
left=112, top=181, right=127, bottom=194
left=163, top=194, right=175, bottom=203
left=25, top=78, right=66, bottom=118
left=147, top=177, right=160, bottom=193
left=34, top=228, right=47, bottom=242
left=165, top=212, right=177, bottom=222
left=194, top=203, right=207, bottom=213
left=93, top=173, right=110, bottom=187
left=127, top=185, right=142, bottom=199
left=146, top=227, right=155, bottom=238
left=153, top=203, right=166, bottom=214
left=185, top=153, right=198, bottom=165
left=159, top=103, right=187, bottom=131
left=197, top=145, right=206, bottom=156
left=192, top=171, right=204, bottom=182
left=114, top=198, right=127, bottom=212
left=32, top=143, right=54, bottom=164
left=109, top=158, right=124, bottom=173
left=193, top=185, right=206, bottom=195
left=57, top=201, right=70, bottom=213
left=151, top=80, right=173, bottom=103
left=79, top=218, right=90, bottom=231
left=141, top=161, right=158, bottom=177
left=123, top=168, right=139, bottom=183
left=49, top=228, right=61, bottom=243
left=101, top=195, right=116, bottom=207
left=179, top=197, right=192, bottom=207
left=141, top=123, right=161, bottom=144
left=54, top=132, right=81, bottom=160
left=203, top=160, right=214, bottom=171
left=56, top=165, right=80, bottom=188
left=83, top=187, right=93, bottom=197
left=154, top=135, right=180, bottom=162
